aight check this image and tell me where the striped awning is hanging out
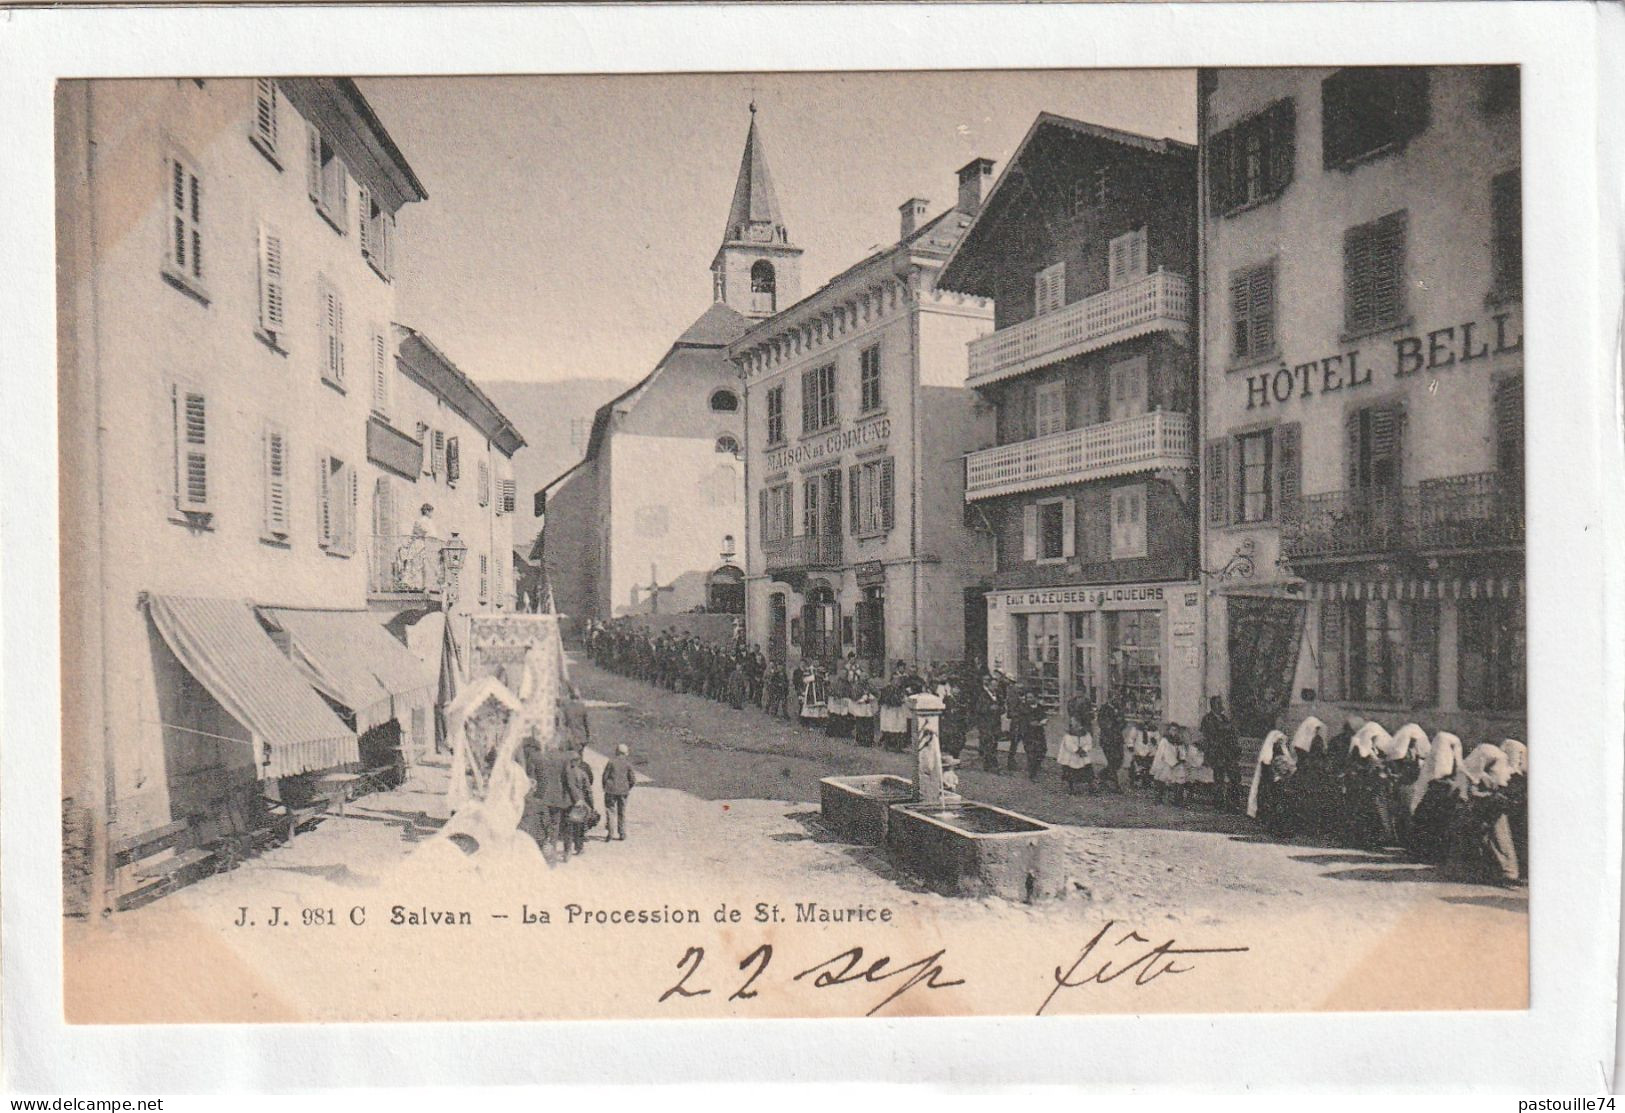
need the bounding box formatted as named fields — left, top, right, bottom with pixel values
left=261, top=607, right=435, bottom=733
left=145, top=595, right=358, bottom=779
left=1304, top=575, right=1524, bottom=601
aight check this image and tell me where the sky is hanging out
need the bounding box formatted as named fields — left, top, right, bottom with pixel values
left=361, top=70, right=1196, bottom=386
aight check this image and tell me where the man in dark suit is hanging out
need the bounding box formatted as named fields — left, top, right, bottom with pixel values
left=601, top=743, right=636, bottom=842
left=526, top=740, right=573, bottom=862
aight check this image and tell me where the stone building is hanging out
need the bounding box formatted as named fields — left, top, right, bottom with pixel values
left=937, top=114, right=1202, bottom=728
left=1197, top=66, right=1524, bottom=741
left=732, top=160, right=995, bottom=677
left=55, top=78, right=522, bottom=912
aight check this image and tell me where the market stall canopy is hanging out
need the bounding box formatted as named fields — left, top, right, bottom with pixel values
left=144, top=595, right=358, bottom=779
left=260, top=607, right=436, bottom=734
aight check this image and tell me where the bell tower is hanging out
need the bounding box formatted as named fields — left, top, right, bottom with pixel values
left=711, top=103, right=803, bottom=319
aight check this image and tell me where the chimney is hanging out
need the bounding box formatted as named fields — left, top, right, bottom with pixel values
left=957, top=157, right=996, bottom=215
left=899, top=197, right=930, bottom=240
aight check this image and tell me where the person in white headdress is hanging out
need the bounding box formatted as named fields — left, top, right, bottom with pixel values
left=1502, top=739, right=1528, bottom=879
left=1458, top=741, right=1520, bottom=883
left=1247, top=730, right=1297, bottom=835
left=1289, top=715, right=1342, bottom=838
left=1384, top=723, right=1431, bottom=846
left=1344, top=720, right=1398, bottom=848
left=1406, top=731, right=1465, bottom=863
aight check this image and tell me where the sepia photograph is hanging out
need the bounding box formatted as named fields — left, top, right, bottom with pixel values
left=54, top=61, right=1534, bottom=1025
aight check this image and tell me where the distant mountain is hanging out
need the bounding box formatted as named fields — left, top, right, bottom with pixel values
left=479, top=377, right=633, bottom=550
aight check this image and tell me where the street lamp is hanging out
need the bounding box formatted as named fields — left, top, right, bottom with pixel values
left=440, top=532, right=468, bottom=611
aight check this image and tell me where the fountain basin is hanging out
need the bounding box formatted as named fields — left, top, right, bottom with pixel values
left=819, top=775, right=915, bottom=845
left=886, top=801, right=1063, bottom=902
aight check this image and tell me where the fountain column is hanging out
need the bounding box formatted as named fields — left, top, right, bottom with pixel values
left=907, top=692, right=946, bottom=805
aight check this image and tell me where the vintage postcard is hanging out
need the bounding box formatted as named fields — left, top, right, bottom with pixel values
left=7, top=0, right=1618, bottom=1091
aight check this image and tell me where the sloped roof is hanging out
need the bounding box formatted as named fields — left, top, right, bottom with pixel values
left=677, top=301, right=750, bottom=347
left=721, top=110, right=788, bottom=244
left=937, top=112, right=1195, bottom=298
left=549, top=302, right=751, bottom=476
left=394, top=325, right=527, bottom=457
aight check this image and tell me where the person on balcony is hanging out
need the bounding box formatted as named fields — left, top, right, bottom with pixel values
left=402, top=502, right=436, bottom=591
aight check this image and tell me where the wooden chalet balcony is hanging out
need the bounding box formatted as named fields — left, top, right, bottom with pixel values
left=964, top=410, right=1195, bottom=502
left=1280, top=472, right=1525, bottom=562
left=367, top=534, right=446, bottom=599
left=966, top=269, right=1191, bottom=387
left=763, top=534, right=843, bottom=573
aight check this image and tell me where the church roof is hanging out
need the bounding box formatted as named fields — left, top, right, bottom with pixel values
left=720, top=109, right=791, bottom=246
left=552, top=302, right=750, bottom=477
left=675, top=301, right=750, bottom=348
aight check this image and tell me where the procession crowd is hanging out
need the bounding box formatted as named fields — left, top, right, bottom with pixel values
left=580, top=619, right=1527, bottom=886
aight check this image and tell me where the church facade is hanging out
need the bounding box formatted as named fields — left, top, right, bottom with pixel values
left=540, top=109, right=798, bottom=623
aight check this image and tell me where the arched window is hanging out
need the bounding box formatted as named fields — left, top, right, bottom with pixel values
left=715, top=434, right=740, bottom=455
left=709, top=390, right=738, bottom=413
left=751, top=260, right=776, bottom=313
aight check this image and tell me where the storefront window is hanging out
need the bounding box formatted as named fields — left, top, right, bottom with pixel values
left=1015, top=613, right=1061, bottom=707
left=1458, top=597, right=1525, bottom=711
left=1322, top=598, right=1438, bottom=705
left=1108, top=609, right=1163, bottom=722
left=1069, top=612, right=1097, bottom=704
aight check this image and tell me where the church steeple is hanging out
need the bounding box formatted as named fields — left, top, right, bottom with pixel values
left=711, top=104, right=802, bottom=319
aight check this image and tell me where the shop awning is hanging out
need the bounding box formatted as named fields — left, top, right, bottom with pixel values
left=145, top=595, right=358, bottom=779
left=260, top=607, right=436, bottom=734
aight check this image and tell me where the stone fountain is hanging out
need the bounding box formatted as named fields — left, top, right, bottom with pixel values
left=820, top=693, right=1063, bottom=902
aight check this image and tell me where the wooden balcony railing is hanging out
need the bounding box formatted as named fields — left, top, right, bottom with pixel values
left=966, top=269, right=1191, bottom=387
left=964, top=411, right=1195, bottom=502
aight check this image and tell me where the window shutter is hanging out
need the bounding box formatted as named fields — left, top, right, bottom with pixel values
left=432, top=429, right=446, bottom=477
left=1346, top=409, right=1365, bottom=491
left=849, top=464, right=862, bottom=533
left=257, top=225, right=285, bottom=335
left=879, top=456, right=895, bottom=531
left=1371, top=404, right=1402, bottom=488
left=1229, top=273, right=1250, bottom=359
left=446, top=436, right=461, bottom=484
left=253, top=78, right=277, bottom=151
left=1061, top=497, right=1076, bottom=559
left=1274, top=422, right=1302, bottom=521
left=1250, top=264, right=1275, bottom=355
left=502, top=479, right=516, bottom=515
left=346, top=463, right=358, bottom=553
left=1208, top=126, right=1234, bottom=215
left=478, top=461, right=490, bottom=506
left=317, top=454, right=333, bottom=547
left=1395, top=68, right=1431, bottom=144
left=1022, top=504, right=1038, bottom=562
left=173, top=386, right=210, bottom=512
left=1495, top=376, right=1524, bottom=477
left=1319, top=601, right=1345, bottom=701
left=264, top=425, right=289, bottom=535
left=306, top=124, right=321, bottom=200
left=371, top=330, right=388, bottom=414
left=1204, top=439, right=1230, bottom=527
left=758, top=488, right=770, bottom=543
left=416, top=422, right=432, bottom=476
left=827, top=468, right=843, bottom=537
left=373, top=476, right=395, bottom=540
left=358, top=186, right=372, bottom=257
left=1269, top=99, right=1296, bottom=193
left=1321, top=70, right=1352, bottom=169
left=332, top=290, right=345, bottom=382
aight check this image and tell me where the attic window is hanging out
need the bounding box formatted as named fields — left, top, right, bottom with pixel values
left=710, top=389, right=739, bottom=413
